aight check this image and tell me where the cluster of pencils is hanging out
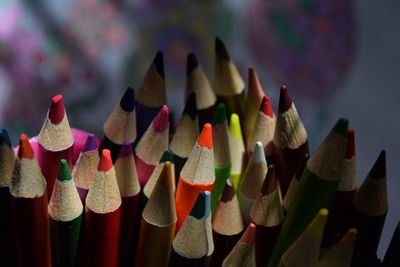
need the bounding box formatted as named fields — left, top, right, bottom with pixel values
left=0, top=37, right=396, bottom=267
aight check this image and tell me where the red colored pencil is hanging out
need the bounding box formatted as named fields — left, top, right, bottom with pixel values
left=135, top=105, right=169, bottom=187
left=84, top=149, right=121, bottom=267
left=38, top=94, right=73, bottom=199
left=10, top=134, right=52, bottom=267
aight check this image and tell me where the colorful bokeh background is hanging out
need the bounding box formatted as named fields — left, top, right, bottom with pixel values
left=0, top=0, right=399, bottom=258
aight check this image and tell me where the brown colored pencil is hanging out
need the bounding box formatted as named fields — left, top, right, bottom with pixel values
left=278, top=209, right=328, bottom=267
left=318, top=228, right=358, bottom=267
left=244, top=68, right=265, bottom=145
left=175, top=123, right=215, bottom=232
left=84, top=149, right=121, bottom=267
left=38, top=94, right=73, bottom=199
left=10, top=134, right=52, bottom=267
left=273, top=85, right=308, bottom=197
left=186, top=52, right=217, bottom=128
left=135, top=161, right=176, bottom=267
left=350, top=150, right=387, bottom=267
left=222, top=223, right=257, bottom=267
left=213, top=37, right=245, bottom=119
left=170, top=191, right=213, bottom=266
left=250, top=165, right=284, bottom=267
left=210, top=179, right=244, bottom=267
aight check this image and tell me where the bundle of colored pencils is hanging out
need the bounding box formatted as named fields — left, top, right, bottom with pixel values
left=0, top=38, right=393, bottom=267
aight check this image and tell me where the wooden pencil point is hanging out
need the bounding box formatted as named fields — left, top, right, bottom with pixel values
left=248, top=68, right=265, bottom=99
left=215, top=37, right=230, bottom=60
left=49, top=94, right=65, bottom=124
left=153, top=105, right=169, bottom=132
left=213, top=103, right=227, bottom=125
left=153, top=50, right=165, bottom=78
left=118, top=142, right=133, bottom=158
left=160, top=149, right=174, bottom=163
left=98, top=149, right=113, bottom=172
left=220, top=179, right=235, bottom=202
left=187, top=52, right=199, bottom=74
left=190, top=191, right=211, bottom=219
left=58, top=159, right=72, bottom=181
left=278, top=85, right=292, bottom=114
left=229, top=113, right=242, bottom=139
left=82, top=134, right=97, bottom=153
left=18, top=133, right=34, bottom=159
left=260, top=96, right=274, bottom=118
left=157, top=161, right=174, bottom=189
left=198, top=123, right=213, bottom=149
left=345, top=128, right=355, bottom=159
left=119, top=87, right=135, bottom=112
left=333, top=118, right=349, bottom=137
left=369, top=150, right=386, bottom=179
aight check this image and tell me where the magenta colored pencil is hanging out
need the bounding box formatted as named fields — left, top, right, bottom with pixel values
left=135, top=105, right=169, bottom=187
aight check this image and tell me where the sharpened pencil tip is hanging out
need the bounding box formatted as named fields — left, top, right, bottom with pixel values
left=252, top=142, right=266, bottom=163
left=153, top=105, right=169, bottom=133
left=229, top=113, right=242, bottom=139
left=333, top=118, right=349, bottom=137
left=241, top=223, right=256, bottom=245
left=190, top=191, right=211, bottom=219
left=215, top=37, right=230, bottom=61
left=118, top=142, right=133, bottom=158
left=345, top=128, right=355, bottom=159
left=309, top=208, right=329, bottom=240
left=248, top=68, right=264, bottom=99
left=49, top=94, right=65, bottom=124
left=198, top=123, right=213, bottom=149
left=187, top=53, right=199, bottom=75
left=98, top=149, right=113, bottom=172
left=339, top=228, right=358, bottom=249
left=157, top=161, right=174, bottom=189
left=18, top=134, right=34, bottom=159
left=57, top=159, right=72, bottom=181
left=82, top=134, right=97, bottom=153
left=160, top=149, right=174, bottom=163
left=0, top=129, right=12, bottom=147
left=220, top=179, right=235, bottom=202
left=369, top=150, right=386, bottom=179
left=260, top=96, right=274, bottom=118
left=213, top=103, right=227, bottom=126
left=119, top=87, right=135, bottom=112
left=278, top=85, right=292, bottom=114
left=153, top=51, right=165, bottom=78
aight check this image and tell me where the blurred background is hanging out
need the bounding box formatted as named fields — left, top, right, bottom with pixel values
left=0, top=0, right=398, bottom=258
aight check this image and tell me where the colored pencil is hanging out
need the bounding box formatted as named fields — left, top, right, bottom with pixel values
left=210, top=179, right=244, bottom=267
left=382, top=221, right=400, bottom=267
left=175, top=123, right=215, bottom=232
left=38, top=94, right=73, bottom=199
left=350, top=150, right=387, bottom=267
left=135, top=161, right=176, bottom=267
left=222, top=223, right=256, bottom=267
left=135, top=51, right=166, bottom=143
left=48, top=159, right=83, bottom=267
left=229, top=113, right=245, bottom=190
left=278, top=209, right=328, bottom=267
left=72, top=133, right=99, bottom=203
left=268, top=118, right=348, bottom=267
left=99, top=87, right=136, bottom=162
left=318, top=228, right=358, bottom=267
left=135, top=105, right=169, bottom=187
left=239, top=141, right=268, bottom=224
left=213, top=37, right=245, bottom=119
left=170, top=92, right=199, bottom=181
left=143, top=149, right=174, bottom=201
left=84, top=149, right=121, bottom=267
left=171, top=191, right=213, bottom=266
left=10, top=134, right=52, bottom=267
left=248, top=95, right=275, bottom=162
left=244, top=68, right=265, bottom=145
left=273, top=85, right=309, bottom=197
left=250, top=165, right=284, bottom=267
left=211, top=103, right=232, bottom=212
left=0, top=129, right=16, bottom=267
left=322, top=128, right=358, bottom=248
left=186, top=52, right=217, bottom=128
left=282, top=156, right=308, bottom=213
left=115, top=142, right=141, bottom=267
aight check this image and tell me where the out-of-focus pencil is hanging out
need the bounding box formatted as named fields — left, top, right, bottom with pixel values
left=99, top=87, right=136, bottom=162
left=175, top=123, right=215, bottom=232
left=211, top=103, right=232, bottom=212
left=229, top=113, right=245, bottom=190
left=350, top=150, right=387, bottom=267
left=213, top=37, right=245, bottom=119
left=135, top=105, right=169, bottom=187
left=72, top=133, right=99, bottom=203
left=10, top=134, right=52, bottom=267
left=84, top=149, right=121, bottom=267
left=49, top=159, right=83, bottom=267
left=115, top=142, right=141, bottom=267
left=382, top=221, right=400, bottom=267
left=322, top=129, right=358, bottom=248
left=135, top=162, right=176, bottom=267
left=170, top=93, right=199, bottom=181
left=273, top=85, right=308, bottom=197
left=186, top=52, right=216, bottom=128
left=0, top=129, right=16, bottom=267
left=222, top=223, right=256, bottom=267
left=318, top=228, right=358, bottom=267
left=250, top=165, right=284, bottom=267
left=244, top=68, right=265, bottom=145
left=211, top=179, right=244, bottom=267
left=171, top=191, right=214, bottom=266
left=239, top=141, right=268, bottom=224
left=278, top=209, right=328, bottom=267
left=135, top=51, right=166, bottom=143
left=268, top=119, right=348, bottom=267
left=38, top=94, right=73, bottom=199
